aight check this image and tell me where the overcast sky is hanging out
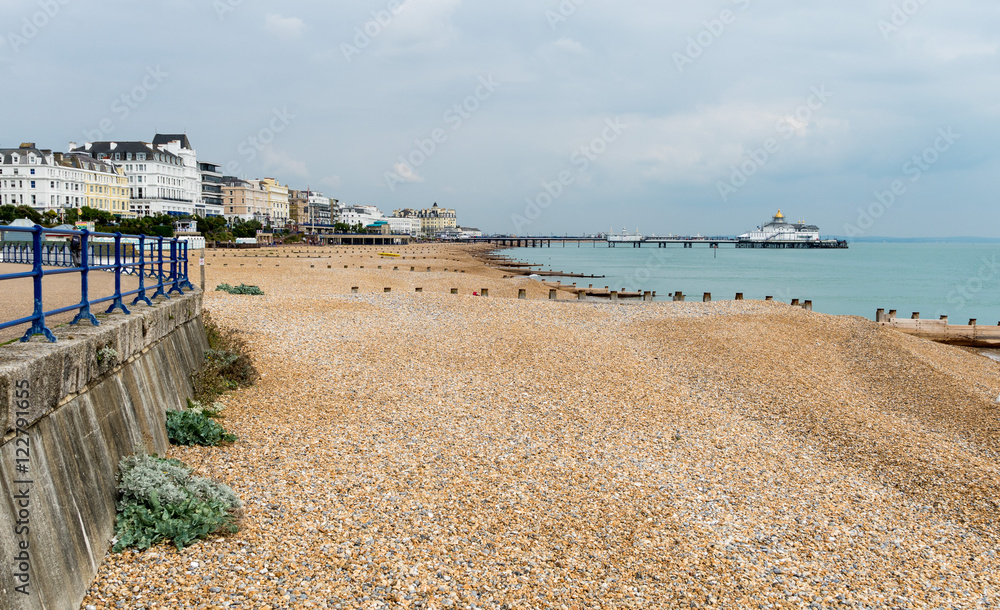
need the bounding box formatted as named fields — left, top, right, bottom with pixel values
left=1, top=0, right=998, bottom=236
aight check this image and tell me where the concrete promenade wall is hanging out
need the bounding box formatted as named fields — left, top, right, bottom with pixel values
left=0, top=291, right=206, bottom=610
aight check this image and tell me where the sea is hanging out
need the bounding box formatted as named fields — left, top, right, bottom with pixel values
left=504, top=242, right=1000, bottom=324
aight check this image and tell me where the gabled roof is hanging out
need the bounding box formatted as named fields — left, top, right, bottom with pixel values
left=71, top=141, right=182, bottom=164
left=153, top=134, right=192, bottom=149
left=0, top=147, right=54, bottom=164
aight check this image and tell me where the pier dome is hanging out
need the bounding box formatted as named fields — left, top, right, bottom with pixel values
left=773, top=210, right=785, bottom=222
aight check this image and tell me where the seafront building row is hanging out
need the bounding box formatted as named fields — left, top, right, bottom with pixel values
left=0, top=136, right=474, bottom=238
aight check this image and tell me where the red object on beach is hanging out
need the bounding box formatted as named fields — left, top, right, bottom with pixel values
left=473, top=291, right=479, bottom=296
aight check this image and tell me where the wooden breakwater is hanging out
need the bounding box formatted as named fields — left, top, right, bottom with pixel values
left=877, top=310, right=1000, bottom=347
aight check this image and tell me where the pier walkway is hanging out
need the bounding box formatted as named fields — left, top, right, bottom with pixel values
left=468, top=236, right=848, bottom=249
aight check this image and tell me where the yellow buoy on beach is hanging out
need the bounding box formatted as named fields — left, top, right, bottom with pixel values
left=378, top=252, right=401, bottom=257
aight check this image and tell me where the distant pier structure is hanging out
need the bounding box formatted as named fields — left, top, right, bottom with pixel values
left=469, top=212, right=847, bottom=249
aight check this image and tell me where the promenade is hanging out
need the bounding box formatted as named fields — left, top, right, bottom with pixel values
left=80, top=244, right=1000, bottom=609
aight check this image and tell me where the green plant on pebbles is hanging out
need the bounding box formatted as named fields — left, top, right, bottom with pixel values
left=166, top=409, right=237, bottom=446
left=215, top=282, right=264, bottom=295
left=113, top=454, right=241, bottom=552
left=191, top=311, right=259, bottom=403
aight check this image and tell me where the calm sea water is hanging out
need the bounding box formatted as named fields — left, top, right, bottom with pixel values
left=504, top=243, right=1000, bottom=323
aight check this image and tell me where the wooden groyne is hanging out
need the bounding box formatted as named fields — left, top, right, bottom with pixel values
left=877, top=310, right=1000, bottom=347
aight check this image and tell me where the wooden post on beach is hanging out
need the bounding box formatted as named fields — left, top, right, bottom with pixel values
left=735, top=293, right=743, bottom=301
left=610, top=291, right=619, bottom=301
left=940, top=315, right=948, bottom=323
left=549, top=289, right=557, bottom=300
left=384, top=287, right=391, bottom=293
left=673, top=291, right=684, bottom=302
left=518, top=289, right=526, bottom=299
left=804, top=301, right=813, bottom=311
left=351, top=287, right=359, bottom=294
left=888, top=309, right=897, bottom=320
left=911, top=312, right=920, bottom=319
left=450, top=288, right=458, bottom=294
left=969, top=319, right=977, bottom=326
left=765, top=296, right=773, bottom=301
left=643, top=291, right=652, bottom=302
left=877, top=309, right=886, bottom=322
left=481, top=288, right=489, bottom=297
left=703, top=293, right=711, bottom=302
left=427, top=267, right=431, bottom=272
left=415, top=287, right=423, bottom=293
left=791, top=299, right=800, bottom=307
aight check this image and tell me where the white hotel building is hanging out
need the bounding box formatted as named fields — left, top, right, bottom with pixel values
left=70, top=134, right=202, bottom=217
left=0, top=143, right=131, bottom=217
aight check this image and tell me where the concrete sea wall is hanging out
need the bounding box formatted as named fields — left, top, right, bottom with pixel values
left=0, top=292, right=206, bottom=610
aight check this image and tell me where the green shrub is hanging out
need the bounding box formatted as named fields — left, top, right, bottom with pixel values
left=113, top=454, right=241, bottom=552
left=215, top=283, right=264, bottom=295
left=192, top=311, right=258, bottom=404
left=166, top=410, right=237, bottom=446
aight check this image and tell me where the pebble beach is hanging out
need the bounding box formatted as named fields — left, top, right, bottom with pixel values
left=80, top=244, right=1000, bottom=609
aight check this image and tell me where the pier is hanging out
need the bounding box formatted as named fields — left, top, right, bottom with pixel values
left=468, top=236, right=848, bottom=249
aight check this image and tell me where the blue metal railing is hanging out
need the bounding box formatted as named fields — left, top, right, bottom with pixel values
left=0, top=226, right=194, bottom=343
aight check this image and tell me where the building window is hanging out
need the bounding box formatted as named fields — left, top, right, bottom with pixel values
left=30, top=181, right=35, bottom=188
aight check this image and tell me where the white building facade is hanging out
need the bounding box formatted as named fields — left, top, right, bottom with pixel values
left=0, top=144, right=130, bottom=217
left=71, top=134, right=202, bottom=217
left=1, top=145, right=88, bottom=212
left=337, top=204, right=385, bottom=228
left=385, top=216, right=421, bottom=236
left=198, top=161, right=225, bottom=218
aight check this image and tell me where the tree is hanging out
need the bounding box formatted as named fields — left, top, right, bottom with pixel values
left=0, top=205, right=44, bottom=225
left=231, top=219, right=263, bottom=239
left=80, top=206, right=116, bottom=225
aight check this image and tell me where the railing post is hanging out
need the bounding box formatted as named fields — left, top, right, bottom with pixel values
left=70, top=228, right=100, bottom=327
left=179, top=240, right=194, bottom=291
left=106, top=232, right=130, bottom=315
left=20, top=225, right=56, bottom=342
left=132, top=234, right=154, bottom=307
left=168, top=238, right=184, bottom=296
left=152, top=235, right=169, bottom=300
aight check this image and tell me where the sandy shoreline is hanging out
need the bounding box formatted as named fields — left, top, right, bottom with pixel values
left=77, top=243, right=1000, bottom=609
